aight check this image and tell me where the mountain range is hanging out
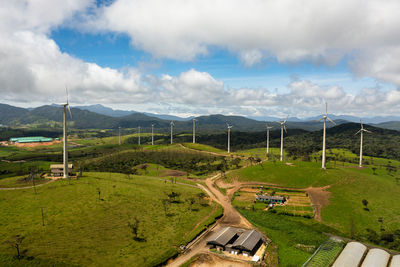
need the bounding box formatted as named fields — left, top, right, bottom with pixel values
left=1, top=103, right=400, bottom=132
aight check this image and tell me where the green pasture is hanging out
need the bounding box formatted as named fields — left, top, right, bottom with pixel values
left=0, top=172, right=219, bottom=266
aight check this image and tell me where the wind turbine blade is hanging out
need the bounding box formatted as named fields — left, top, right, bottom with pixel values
left=316, top=118, right=324, bottom=122
left=364, top=129, right=372, bottom=133
left=284, top=125, right=287, bottom=133
left=67, top=105, right=72, bottom=119
left=283, top=115, right=289, bottom=123
left=327, top=117, right=336, bottom=125
left=65, top=86, right=69, bottom=105
left=274, top=121, right=281, bottom=124
left=325, top=102, right=328, bottom=115
left=355, top=129, right=361, bottom=135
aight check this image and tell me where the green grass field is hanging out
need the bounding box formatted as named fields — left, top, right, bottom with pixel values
left=239, top=209, right=333, bottom=267
left=0, top=172, right=220, bottom=266
left=303, top=238, right=344, bottom=267
left=181, top=143, right=226, bottom=154
left=229, top=151, right=400, bottom=254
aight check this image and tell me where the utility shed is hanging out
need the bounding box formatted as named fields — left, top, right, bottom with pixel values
left=332, top=241, right=367, bottom=267
left=50, top=164, right=73, bottom=177
left=230, top=229, right=263, bottom=256
left=361, top=248, right=390, bottom=267
left=206, top=227, right=238, bottom=251
left=390, top=255, right=400, bottom=267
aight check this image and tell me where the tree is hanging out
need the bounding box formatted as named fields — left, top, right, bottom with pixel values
left=187, top=197, right=195, bottom=211
left=231, top=158, right=241, bottom=168
left=96, top=188, right=101, bottom=200
left=4, top=235, right=25, bottom=260
left=378, top=217, right=384, bottom=231
left=161, top=199, right=170, bottom=216
left=362, top=199, right=369, bottom=211
left=128, top=217, right=140, bottom=240
left=372, top=167, right=377, bottom=175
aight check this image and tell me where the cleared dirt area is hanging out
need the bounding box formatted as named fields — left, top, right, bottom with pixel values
left=13, top=140, right=61, bottom=148
left=189, top=253, right=251, bottom=267
left=306, top=185, right=331, bottom=221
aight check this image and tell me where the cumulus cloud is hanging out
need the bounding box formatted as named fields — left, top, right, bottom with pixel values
left=87, top=0, right=400, bottom=86
left=1, top=0, right=400, bottom=118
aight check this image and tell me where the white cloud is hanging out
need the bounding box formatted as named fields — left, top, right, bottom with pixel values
left=86, top=0, right=400, bottom=85
left=1, top=0, right=400, bottom=118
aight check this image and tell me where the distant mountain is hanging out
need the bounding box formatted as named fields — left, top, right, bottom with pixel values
left=74, top=104, right=135, bottom=117
left=1, top=102, right=399, bottom=132
left=372, top=121, right=400, bottom=131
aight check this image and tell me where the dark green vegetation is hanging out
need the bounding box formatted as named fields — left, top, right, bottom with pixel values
left=0, top=173, right=221, bottom=266
left=303, top=239, right=344, bottom=267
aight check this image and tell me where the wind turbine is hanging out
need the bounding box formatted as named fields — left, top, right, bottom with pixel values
left=192, top=118, right=197, bottom=144
left=170, top=121, right=174, bottom=144
left=63, top=87, right=72, bottom=179
left=318, top=103, right=336, bottom=170
left=275, top=117, right=288, bottom=162
left=138, top=126, right=141, bottom=145
left=151, top=124, right=154, bottom=145
left=266, top=123, right=273, bottom=155
left=355, top=120, right=372, bottom=168
left=227, top=123, right=233, bottom=153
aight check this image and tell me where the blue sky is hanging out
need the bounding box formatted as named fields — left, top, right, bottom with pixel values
left=1, top=0, right=400, bottom=118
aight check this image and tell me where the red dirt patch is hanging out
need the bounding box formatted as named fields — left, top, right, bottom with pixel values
left=306, top=186, right=331, bottom=221
left=13, top=140, right=61, bottom=148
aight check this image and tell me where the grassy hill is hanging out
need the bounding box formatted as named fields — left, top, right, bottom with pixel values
left=0, top=173, right=221, bottom=266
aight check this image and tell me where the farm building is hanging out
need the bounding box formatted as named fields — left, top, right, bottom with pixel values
left=332, top=241, right=367, bottom=267
left=256, top=194, right=286, bottom=204
left=361, top=248, right=390, bottom=267
left=206, top=227, right=265, bottom=257
left=226, top=229, right=264, bottom=257
left=10, top=136, right=53, bottom=143
left=50, top=164, right=73, bottom=177
left=206, top=227, right=238, bottom=251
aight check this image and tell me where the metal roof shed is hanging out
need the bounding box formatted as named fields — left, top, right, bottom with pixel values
left=361, top=248, right=390, bottom=267
left=390, top=255, right=400, bottom=267
left=206, top=227, right=238, bottom=247
left=231, top=229, right=263, bottom=254
left=332, top=242, right=367, bottom=267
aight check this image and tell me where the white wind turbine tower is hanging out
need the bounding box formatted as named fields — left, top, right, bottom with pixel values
left=63, top=87, right=72, bottom=179
left=355, top=120, right=372, bottom=168
left=118, top=127, right=121, bottom=145
left=318, top=103, right=336, bottom=170
left=151, top=124, right=154, bottom=145
left=275, top=117, right=288, bottom=162
left=266, top=123, right=273, bottom=155
left=192, top=118, right=197, bottom=144
left=227, top=123, right=233, bottom=153
left=138, top=126, right=141, bottom=145
left=170, top=121, right=174, bottom=144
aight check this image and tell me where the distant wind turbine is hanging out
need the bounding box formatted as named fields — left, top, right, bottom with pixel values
left=355, top=120, right=372, bottom=168
left=170, top=121, right=174, bottom=144
left=318, top=103, right=336, bottom=170
left=151, top=124, right=154, bottom=145
left=227, top=123, right=233, bottom=153
left=63, top=86, right=72, bottom=179
left=275, top=117, right=288, bottom=162
left=138, top=126, right=141, bottom=145
left=266, top=123, right=273, bottom=155
left=192, top=118, right=197, bottom=144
